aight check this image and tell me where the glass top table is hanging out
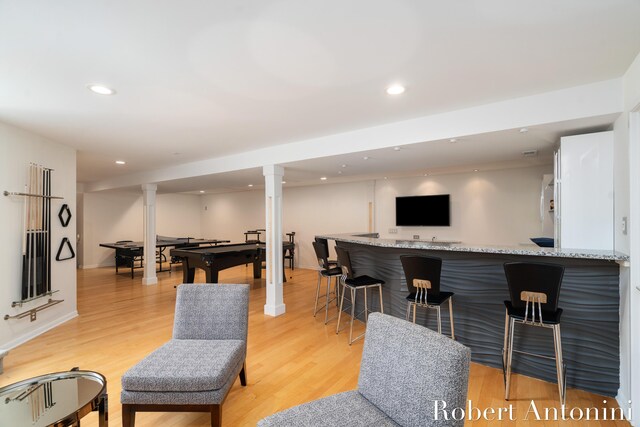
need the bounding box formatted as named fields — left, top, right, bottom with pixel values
left=0, top=369, right=107, bottom=426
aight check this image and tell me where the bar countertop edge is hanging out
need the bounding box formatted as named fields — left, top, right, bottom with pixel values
left=317, top=232, right=629, bottom=262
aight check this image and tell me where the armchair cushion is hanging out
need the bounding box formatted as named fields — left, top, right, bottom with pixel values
left=173, top=284, right=249, bottom=341
left=121, top=339, right=245, bottom=392
left=358, top=313, right=470, bottom=427
left=257, top=391, right=399, bottom=427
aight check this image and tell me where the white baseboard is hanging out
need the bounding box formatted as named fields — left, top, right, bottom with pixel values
left=80, top=263, right=113, bottom=269
left=80, top=264, right=100, bottom=269
left=3, top=311, right=79, bottom=351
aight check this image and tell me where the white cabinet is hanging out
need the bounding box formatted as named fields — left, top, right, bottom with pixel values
left=556, top=131, right=614, bottom=250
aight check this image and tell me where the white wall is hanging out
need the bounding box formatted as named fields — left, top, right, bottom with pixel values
left=200, top=190, right=265, bottom=243
left=375, top=165, right=553, bottom=245
left=0, top=121, right=77, bottom=350
left=200, top=182, right=373, bottom=269
left=157, top=193, right=202, bottom=238
left=283, top=181, right=372, bottom=269
left=81, top=192, right=202, bottom=268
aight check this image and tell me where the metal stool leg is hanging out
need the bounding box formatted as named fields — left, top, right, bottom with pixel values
left=412, top=304, right=417, bottom=323
left=406, top=301, right=412, bottom=321
left=502, top=310, right=510, bottom=376
left=378, top=284, right=384, bottom=313
left=505, top=317, right=516, bottom=400
left=324, top=275, right=332, bottom=324
left=436, top=305, right=442, bottom=334
left=336, top=281, right=346, bottom=334
left=348, top=287, right=356, bottom=345
left=553, top=324, right=566, bottom=405
left=448, top=297, right=455, bottom=340
left=313, top=271, right=322, bottom=316
left=363, top=287, right=368, bottom=324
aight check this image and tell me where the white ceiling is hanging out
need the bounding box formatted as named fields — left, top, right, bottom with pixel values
left=1, top=1, right=639, bottom=186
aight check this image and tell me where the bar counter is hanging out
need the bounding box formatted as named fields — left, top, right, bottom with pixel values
left=317, top=233, right=628, bottom=397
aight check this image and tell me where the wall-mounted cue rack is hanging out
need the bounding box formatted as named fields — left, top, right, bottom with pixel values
left=4, top=163, right=64, bottom=322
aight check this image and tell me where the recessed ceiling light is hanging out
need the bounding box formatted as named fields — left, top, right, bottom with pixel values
left=384, top=177, right=388, bottom=180
left=363, top=156, right=369, bottom=160
left=423, top=173, right=429, bottom=176
left=282, top=181, right=286, bottom=184
left=248, top=184, right=253, bottom=187
left=199, top=190, right=205, bottom=193
left=87, top=84, right=116, bottom=95
left=449, top=138, right=458, bottom=143
left=338, top=171, right=343, bottom=174
left=519, top=128, right=528, bottom=133
left=341, top=164, right=347, bottom=168
left=474, top=169, right=479, bottom=172
left=386, top=85, right=406, bottom=95
left=320, top=177, right=327, bottom=181
left=393, top=146, right=401, bottom=151
left=115, top=160, right=125, bottom=165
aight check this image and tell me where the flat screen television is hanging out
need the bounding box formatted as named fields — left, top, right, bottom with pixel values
left=395, top=194, right=450, bottom=226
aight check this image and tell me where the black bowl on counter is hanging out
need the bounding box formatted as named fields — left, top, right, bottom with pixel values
left=530, top=237, right=554, bottom=248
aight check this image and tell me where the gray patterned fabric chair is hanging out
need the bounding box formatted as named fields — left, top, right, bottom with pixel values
left=258, top=313, right=470, bottom=427
left=121, top=284, right=249, bottom=427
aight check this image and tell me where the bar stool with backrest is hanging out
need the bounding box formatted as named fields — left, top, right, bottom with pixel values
left=503, top=262, right=566, bottom=404
left=284, top=232, right=295, bottom=270
left=314, top=237, right=337, bottom=267
left=335, top=246, right=384, bottom=345
left=400, top=255, right=455, bottom=339
left=312, top=241, right=342, bottom=324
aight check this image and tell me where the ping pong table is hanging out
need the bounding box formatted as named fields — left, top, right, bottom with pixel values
left=170, top=241, right=294, bottom=283
left=99, top=237, right=230, bottom=278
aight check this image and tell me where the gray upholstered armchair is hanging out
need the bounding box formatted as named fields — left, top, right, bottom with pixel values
left=259, top=312, right=470, bottom=427
left=121, top=284, right=249, bottom=427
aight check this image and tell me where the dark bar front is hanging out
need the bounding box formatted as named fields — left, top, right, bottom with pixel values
left=335, top=240, right=620, bottom=397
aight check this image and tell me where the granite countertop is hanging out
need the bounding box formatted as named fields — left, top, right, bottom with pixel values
left=317, top=233, right=630, bottom=262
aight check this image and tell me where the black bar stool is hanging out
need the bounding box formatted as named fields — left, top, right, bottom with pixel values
left=312, top=241, right=341, bottom=324
left=400, top=255, right=455, bottom=339
left=314, top=237, right=337, bottom=267
left=502, top=262, right=566, bottom=404
left=284, top=232, right=295, bottom=270
left=335, top=246, right=384, bottom=345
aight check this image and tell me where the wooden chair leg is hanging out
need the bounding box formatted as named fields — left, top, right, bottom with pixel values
left=210, top=404, right=221, bottom=427
left=122, top=403, right=136, bottom=427
left=239, top=361, right=247, bottom=386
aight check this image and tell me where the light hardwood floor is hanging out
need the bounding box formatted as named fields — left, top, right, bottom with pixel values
left=0, top=265, right=630, bottom=426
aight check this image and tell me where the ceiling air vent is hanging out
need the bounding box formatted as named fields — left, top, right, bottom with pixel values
left=522, top=150, right=538, bottom=158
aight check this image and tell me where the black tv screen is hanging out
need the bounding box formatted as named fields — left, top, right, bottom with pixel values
left=395, top=195, right=450, bottom=226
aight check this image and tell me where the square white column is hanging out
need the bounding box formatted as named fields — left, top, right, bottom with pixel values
left=263, top=165, right=285, bottom=316
left=142, top=183, right=158, bottom=285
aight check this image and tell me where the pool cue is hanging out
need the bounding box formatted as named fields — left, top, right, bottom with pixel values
left=38, top=164, right=44, bottom=296
left=32, top=164, right=38, bottom=299
left=26, top=164, right=34, bottom=299
left=21, top=166, right=30, bottom=300
left=30, top=163, right=35, bottom=299
left=45, top=167, right=51, bottom=293
left=37, top=165, right=42, bottom=296
left=39, top=165, right=44, bottom=295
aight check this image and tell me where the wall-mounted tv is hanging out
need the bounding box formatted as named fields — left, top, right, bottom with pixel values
left=395, top=194, right=450, bottom=226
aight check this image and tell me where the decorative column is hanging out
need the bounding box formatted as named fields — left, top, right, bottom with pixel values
left=263, top=165, right=285, bottom=316
left=142, top=183, right=158, bottom=285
